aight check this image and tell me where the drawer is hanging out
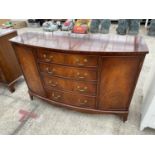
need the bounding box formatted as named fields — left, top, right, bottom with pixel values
left=43, top=76, right=97, bottom=96
left=47, top=89, right=96, bottom=108
left=64, top=54, right=98, bottom=67
left=37, top=50, right=64, bottom=64
left=37, top=50, right=98, bottom=67
left=38, top=63, right=97, bottom=81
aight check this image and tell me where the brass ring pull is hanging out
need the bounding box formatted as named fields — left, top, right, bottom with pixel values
left=83, top=58, right=88, bottom=62
left=44, top=55, right=53, bottom=62
left=77, top=86, right=88, bottom=92
left=51, top=83, right=57, bottom=87
left=50, top=55, right=53, bottom=58
left=79, top=99, right=88, bottom=105
left=78, top=76, right=85, bottom=79
left=45, top=59, right=51, bottom=62
left=49, top=81, right=57, bottom=87
left=46, top=67, right=49, bottom=71
left=52, top=93, right=61, bottom=100
left=46, top=67, right=55, bottom=74
left=76, top=72, right=87, bottom=79
left=75, top=58, right=88, bottom=66
left=43, top=54, right=47, bottom=58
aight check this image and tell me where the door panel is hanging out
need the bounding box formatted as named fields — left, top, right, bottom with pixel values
left=99, top=56, right=143, bottom=110
left=13, top=45, right=46, bottom=97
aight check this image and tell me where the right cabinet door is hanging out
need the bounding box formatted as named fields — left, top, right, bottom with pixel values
left=99, top=56, right=144, bottom=111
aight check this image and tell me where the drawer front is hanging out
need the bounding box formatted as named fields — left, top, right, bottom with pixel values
left=47, top=89, right=96, bottom=108
left=43, top=76, right=97, bottom=96
left=37, top=50, right=64, bottom=64
left=37, top=50, right=98, bottom=67
left=65, top=54, right=98, bottom=67
left=39, top=63, right=97, bottom=81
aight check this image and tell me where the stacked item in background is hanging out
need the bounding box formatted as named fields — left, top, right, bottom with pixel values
left=116, top=19, right=141, bottom=35
left=90, top=19, right=111, bottom=34
left=61, top=19, right=74, bottom=31
left=72, top=19, right=91, bottom=34
left=0, top=19, right=152, bottom=37
left=0, top=19, right=27, bottom=29
left=27, top=19, right=48, bottom=28
left=147, top=19, right=155, bottom=36
left=42, top=19, right=67, bottom=32
left=41, top=19, right=112, bottom=34
left=42, top=20, right=59, bottom=32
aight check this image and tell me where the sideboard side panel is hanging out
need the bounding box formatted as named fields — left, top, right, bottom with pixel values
left=99, top=55, right=144, bottom=111
left=13, top=44, right=46, bottom=97
left=0, top=32, right=21, bottom=83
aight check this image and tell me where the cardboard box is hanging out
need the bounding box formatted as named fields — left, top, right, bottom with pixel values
left=12, top=21, right=27, bottom=29
left=0, top=19, right=10, bottom=26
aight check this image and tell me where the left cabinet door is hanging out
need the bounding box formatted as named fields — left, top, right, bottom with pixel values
left=12, top=44, right=46, bottom=97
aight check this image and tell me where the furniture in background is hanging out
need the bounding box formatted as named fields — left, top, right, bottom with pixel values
left=100, top=19, right=111, bottom=34
left=89, top=19, right=111, bottom=34
left=140, top=62, right=155, bottom=130
left=89, top=19, right=100, bottom=33
left=0, top=29, right=21, bottom=92
left=148, top=19, right=155, bottom=36
left=11, top=32, right=148, bottom=121
left=116, top=19, right=141, bottom=35
left=116, top=19, right=128, bottom=35
left=128, top=19, right=141, bottom=35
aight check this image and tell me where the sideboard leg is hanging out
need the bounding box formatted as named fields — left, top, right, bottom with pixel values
left=8, top=85, right=15, bottom=93
left=28, top=91, right=33, bottom=100
left=122, top=114, right=128, bottom=122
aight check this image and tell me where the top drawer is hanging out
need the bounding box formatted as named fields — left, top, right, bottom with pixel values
left=37, top=49, right=98, bottom=67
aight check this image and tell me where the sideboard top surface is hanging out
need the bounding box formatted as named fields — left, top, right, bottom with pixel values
left=10, top=32, right=149, bottom=54
left=0, top=29, right=16, bottom=37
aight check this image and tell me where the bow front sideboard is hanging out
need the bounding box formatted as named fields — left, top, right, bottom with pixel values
left=10, top=32, right=148, bottom=121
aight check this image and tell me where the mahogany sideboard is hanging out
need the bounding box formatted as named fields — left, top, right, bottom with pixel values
left=0, top=29, right=21, bottom=92
left=10, top=32, right=149, bottom=121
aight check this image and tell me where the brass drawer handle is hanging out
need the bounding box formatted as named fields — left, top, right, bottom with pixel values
left=44, top=55, right=53, bottom=62
left=46, top=67, right=49, bottom=71
left=52, top=93, right=61, bottom=100
left=79, top=99, right=88, bottom=105
left=43, top=54, right=47, bottom=58
left=45, top=59, right=51, bottom=62
left=77, top=86, right=88, bottom=92
left=45, top=67, right=55, bottom=74
left=49, top=55, right=54, bottom=59
left=75, top=58, right=88, bottom=66
left=83, top=58, right=88, bottom=63
left=49, top=81, right=58, bottom=87
left=76, top=72, right=88, bottom=79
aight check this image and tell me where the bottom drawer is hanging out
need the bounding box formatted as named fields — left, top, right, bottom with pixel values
left=47, top=89, right=96, bottom=109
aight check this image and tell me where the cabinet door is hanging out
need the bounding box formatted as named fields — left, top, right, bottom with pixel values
left=12, top=45, right=46, bottom=97
left=99, top=56, right=144, bottom=110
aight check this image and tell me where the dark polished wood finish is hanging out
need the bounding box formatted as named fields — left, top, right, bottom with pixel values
left=10, top=32, right=148, bottom=121
left=0, top=29, right=21, bottom=92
